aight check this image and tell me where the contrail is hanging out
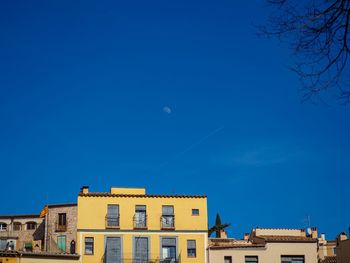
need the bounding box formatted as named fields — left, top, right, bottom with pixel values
left=155, top=126, right=225, bottom=170
left=178, top=126, right=224, bottom=156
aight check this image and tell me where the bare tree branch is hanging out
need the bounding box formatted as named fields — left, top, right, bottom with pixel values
left=260, top=0, right=350, bottom=103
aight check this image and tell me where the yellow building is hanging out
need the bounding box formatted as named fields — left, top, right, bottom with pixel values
left=77, top=186, right=208, bottom=263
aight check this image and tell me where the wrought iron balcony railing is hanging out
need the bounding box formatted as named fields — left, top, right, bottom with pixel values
left=160, top=215, right=175, bottom=229
left=133, top=214, right=147, bottom=229
left=105, top=215, right=120, bottom=228
left=55, top=222, right=67, bottom=232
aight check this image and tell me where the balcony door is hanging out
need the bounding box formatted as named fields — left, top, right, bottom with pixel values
left=134, top=237, right=149, bottom=262
left=105, top=237, right=122, bottom=263
left=161, top=237, right=177, bottom=261
left=135, top=205, right=146, bottom=228
left=107, top=205, right=119, bottom=227
left=57, top=235, right=66, bottom=252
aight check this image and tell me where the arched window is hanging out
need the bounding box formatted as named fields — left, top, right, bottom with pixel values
left=13, top=222, right=22, bottom=231
left=26, top=221, right=36, bottom=230
left=0, top=222, right=7, bottom=231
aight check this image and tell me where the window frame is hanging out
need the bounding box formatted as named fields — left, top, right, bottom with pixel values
left=187, top=240, right=196, bottom=258
left=224, top=256, right=232, bottom=263
left=191, top=209, right=199, bottom=216
left=0, top=222, right=7, bottom=231
left=26, top=221, right=36, bottom=230
left=58, top=213, right=67, bottom=226
left=281, top=255, right=305, bottom=263
left=84, top=237, right=94, bottom=255
left=13, top=222, right=22, bottom=231
left=245, top=255, right=259, bottom=263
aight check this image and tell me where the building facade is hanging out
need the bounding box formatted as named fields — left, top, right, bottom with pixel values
left=42, top=203, right=77, bottom=254
left=336, top=231, right=350, bottom=263
left=77, top=186, right=208, bottom=263
left=318, top=233, right=336, bottom=262
left=208, top=228, right=318, bottom=263
left=0, top=214, right=44, bottom=252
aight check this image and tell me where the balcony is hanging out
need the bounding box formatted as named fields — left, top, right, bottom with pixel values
left=0, top=230, right=19, bottom=238
left=55, top=222, right=67, bottom=232
left=105, top=215, right=120, bottom=228
left=160, top=215, right=175, bottom=230
left=133, top=214, right=147, bottom=229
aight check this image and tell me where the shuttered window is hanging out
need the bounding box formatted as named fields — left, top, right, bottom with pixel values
left=105, top=237, right=122, bottom=263
left=162, top=206, right=174, bottom=215
left=84, top=237, right=94, bottom=255
left=246, top=256, right=258, bottom=263
left=134, top=205, right=147, bottom=228
left=161, top=237, right=176, bottom=260
left=58, top=213, right=67, bottom=226
left=134, top=237, right=149, bottom=262
left=187, top=240, right=196, bottom=257
left=107, top=205, right=119, bottom=227
left=281, top=256, right=305, bottom=263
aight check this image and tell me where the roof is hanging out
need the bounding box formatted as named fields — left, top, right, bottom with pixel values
left=320, top=256, right=337, bottom=263
left=47, top=203, right=77, bottom=208
left=0, top=250, right=80, bottom=259
left=0, top=214, right=40, bottom=219
left=255, top=227, right=305, bottom=231
left=79, top=192, right=207, bottom=198
left=208, top=238, right=265, bottom=249
left=256, top=235, right=317, bottom=243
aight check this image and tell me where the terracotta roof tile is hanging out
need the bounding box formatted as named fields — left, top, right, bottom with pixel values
left=257, top=235, right=317, bottom=242
left=208, top=239, right=265, bottom=249
left=79, top=192, right=207, bottom=198
left=0, top=214, right=40, bottom=219
left=320, top=256, right=337, bottom=263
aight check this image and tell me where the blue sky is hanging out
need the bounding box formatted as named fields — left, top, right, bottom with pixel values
left=1, top=0, right=349, bottom=239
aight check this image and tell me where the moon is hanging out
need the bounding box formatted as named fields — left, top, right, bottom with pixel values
left=163, top=106, right=172, bottom=114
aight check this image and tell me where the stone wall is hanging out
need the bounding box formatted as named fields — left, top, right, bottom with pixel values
left=45, top=205, right=77, bottom=254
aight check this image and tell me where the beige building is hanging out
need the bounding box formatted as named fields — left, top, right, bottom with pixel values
left=318, top=233, right=336, bottom=262
left=0, top=214, right=44, bottom=252
left=208, top=228, right=318, bottom=263
left=0, top=250, right=79, bottom=263
left=42, top=203, right=77, bottom=254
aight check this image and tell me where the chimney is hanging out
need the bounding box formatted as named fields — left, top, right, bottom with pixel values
left=219, top=230, right=227, bottom=239
left=311, top=227, right=318, bottom=239
left=244, top=233, right=250, bottom=241
left=339, top=232, right=348, bottom=241
left=81, top=186, right=89, bottom=194
left=320, top=233, right=326, bottom=241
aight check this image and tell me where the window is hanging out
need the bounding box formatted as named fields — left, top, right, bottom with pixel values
left=224, top=256, right=232, bottom=263
left=85, top=237, right=94, bottom=255
left=161, top=237, right=177, bottom=260
left=192, top=209, right=199, bottom=216
left=105, top=237, right=122, bottom=263
left=26, top=222, right=36, bottom=230
left=13, top=222, right=21, bottom=231
left=0, top=223, right=7, bottom=231
left=281, top=256, right=305, bottom=263
left=57, top=235, right=66, bottom=252
left=187, top=240, right=196, bottom=257
left=134, top=205, right=147, bottom=228
left=246, top=256, right=258, bottom=263
left=161, top=206, right=174, bottom=228
left=134, top=237, right=149, bottom=262
left=106, top=204, right=119, bottom=227
left=58, top=213, right=67, bottom=226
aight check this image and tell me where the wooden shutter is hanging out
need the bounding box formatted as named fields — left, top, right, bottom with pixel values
left=105, top=237, right=121, bottom=263
left=134, top=237, right=148, bottom=261
left=162, top=206, right=174, bottom=215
